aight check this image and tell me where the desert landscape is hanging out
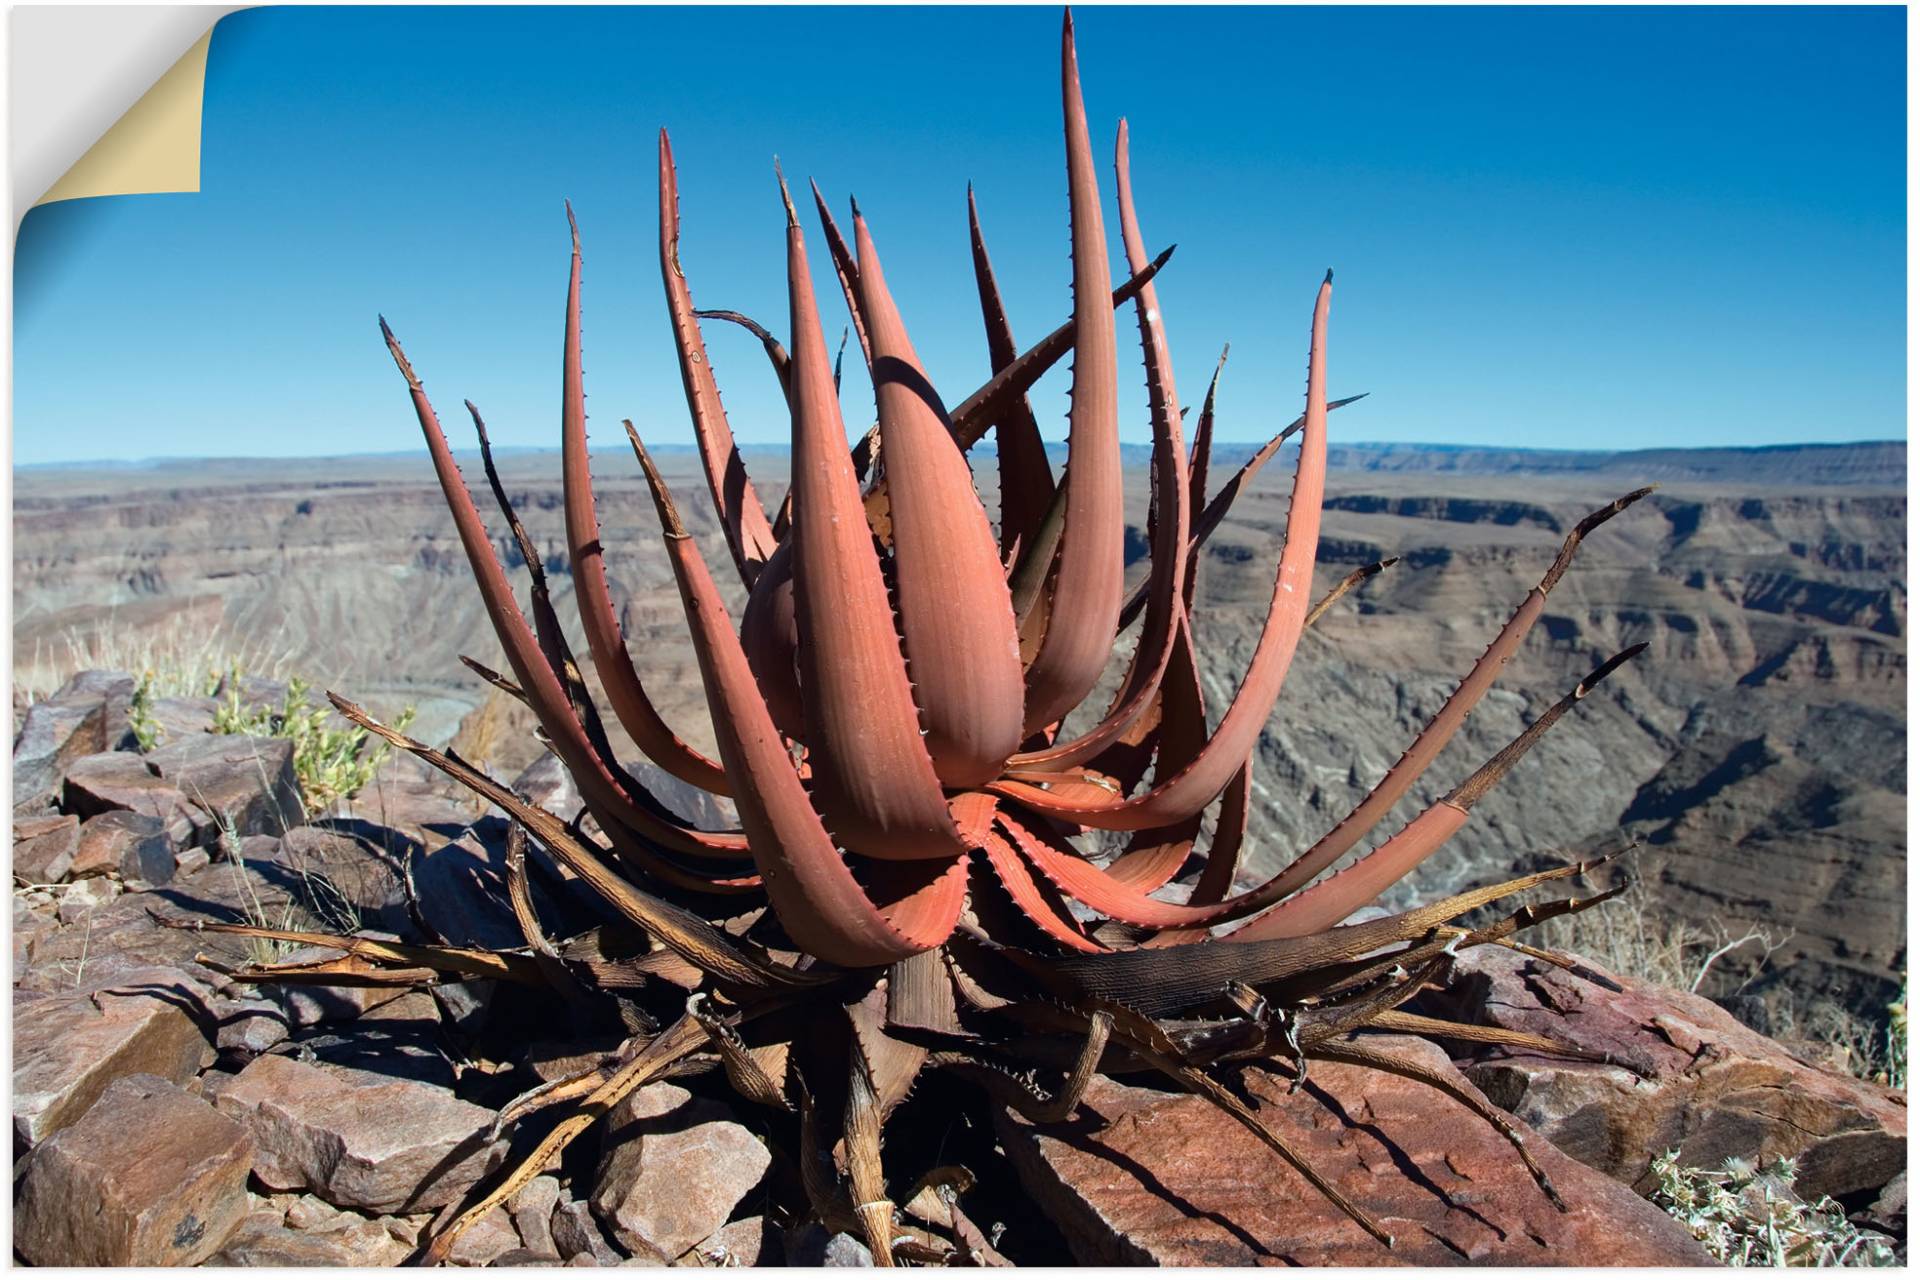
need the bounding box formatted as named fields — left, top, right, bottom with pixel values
left=16, top=436, right=1905, bottom=1030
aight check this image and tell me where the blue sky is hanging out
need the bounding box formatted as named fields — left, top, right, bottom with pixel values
left=13, top=4, right=1907, bottom=466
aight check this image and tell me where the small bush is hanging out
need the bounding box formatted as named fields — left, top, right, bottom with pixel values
left=213, top=675, right=415, bottom=814
left=1649, top=1150, right=1896, bottom=1266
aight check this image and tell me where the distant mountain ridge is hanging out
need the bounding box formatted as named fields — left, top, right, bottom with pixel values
left=18, top=438, right=1904, bottom=489
left=1104, top=439, right=1906, bottom=487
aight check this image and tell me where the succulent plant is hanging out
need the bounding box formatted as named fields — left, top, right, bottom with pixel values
left=201, top=9, right=1657, bottom=1264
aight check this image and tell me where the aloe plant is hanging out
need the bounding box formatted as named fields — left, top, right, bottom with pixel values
left=205, top=10, right=1656, bottom=1264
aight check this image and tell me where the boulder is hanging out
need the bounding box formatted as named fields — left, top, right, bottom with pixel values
left=211, top=1207, right=411, bottom=1266
left=591, top=1083, right=770, bottom=1261
left=509, top=1173, right=563, bottom=1259
left=442, top=1204, right=520, bottom=1266
left=1432, top=946, right=1907, bottom=1202
left=62, top=750, right=206, bottom=845
left=213, top=1051, right=505, bottom=1212
left=996, top=1037, right=1712, bottom=1266
left=784, top=1225, right=873, bottom=1266
left=56, top=874, right=123, bottom=923
left=13, top=1074, right=252, bottom=1266
left=13, top=695, right=107, bottom=807
left=12, top=965, right=213, bottom=1147
left=70, top=810, right=176, bottom=883
left=146, top=733, right=303, bottom=841
left=14, top=813, right=79, bottom=884
left=145, top=695, right=220, bottom=743
left=552, top=1197, right=623, bottom=1265
left=687, top=1216, right=779, bottom=1266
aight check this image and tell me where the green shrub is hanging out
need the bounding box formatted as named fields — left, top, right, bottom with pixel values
left=213, top=675, right=415, bottom=814
left=1649, top=1150, right=1896, bottom=1266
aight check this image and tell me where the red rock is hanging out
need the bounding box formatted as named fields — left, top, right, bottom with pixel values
left=13, top=813, right=79, bottom=884
left=591, top=1084, right=770, bottom=1260
left=13, top=1073, right=252, bottom=1266
left=13, top=696, right=107, bottom=808
left=1435, top=946, right=1907, bottom=1202
left=70, top=810, right=175, bottom=883
left=995, top=1036, right=1712, bottom=1266
left=12, top=965, right=213, bottom=1147
left=213, top=1052, right=505, bottom=1213
left=62, top=750, right=205, bottom=845
left=146, top=734, right=302, bottom=841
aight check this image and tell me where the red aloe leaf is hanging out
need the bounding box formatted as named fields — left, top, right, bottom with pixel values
left=1008, top=117, right=1189, bottom=768
left=991, top=273, right=1334, bottom=830
left=630, top=425, right=963, bottom=966
left=777, top=172, right=966, bottom=859
left=980, top=829, right=1107, bottom=954
left=1141, top=761, right=1251, bottom=948
left=1227, top=644, right=1647, bottom=941
left=738, top=540, right=806, bottom=740
left=693, top=308, right=794, bottom=404
left=378, top=318, right=749, bottom=864
left=1253, top=489, right=1651, bottom=903
left=968, top=184, right=1057, bottom=560
left=659, top=130, right=780, bottom=587
left=1185, top=345, right=1229, bottom=608
left=1115, top=390, right=1367, bottom=632
left=950, top=242, right=1174, bottom=452
left=997, top=809, right=1243, bottom=929
left=851, top=206, right=1026, bottom=787
left=1021, top=10, right=1125, bottom=736
left=810, top=179, right=874, bottom=374
left=559, top=206, right=733, bottom=797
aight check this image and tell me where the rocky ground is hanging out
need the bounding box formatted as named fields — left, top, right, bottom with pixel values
left=10, top=668, right=1907, bottom=1266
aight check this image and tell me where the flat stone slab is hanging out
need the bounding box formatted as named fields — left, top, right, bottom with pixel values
left=14, top=813, right=79, bottom=884
left=13, top=965, right=213, bottom=1148
left=213, top=1052, right=506, bottom=1213
left=14, top=1073, right=252, bottom=1266
left=996, top=1036, right=1712, bottom=1266
left=70, top=810, right=175, bottom=883
left=1437, top=946, right=1908, bottom=1202
left=590, top=1083, right=769, bottom=1261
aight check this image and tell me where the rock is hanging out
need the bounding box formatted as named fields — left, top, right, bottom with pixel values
left=510, top=1174, right=563, bottom=1258
left=57, top=874, right=124, bottom=923
left=590, top=1088, right=771, bottom=1261
left=70, top=810, right=176, bottom=883
left=146, top=734, right=303, bottom=842
left=12, top=965, right=212, bottom=1147
left=211, top=1207, right=411, bottom=1266
left=276, top=822, right=410, bottom=932
left=995, top=1038, right=1713, bottom=1266
left=146, top=695, right=220, bottom=743
left=784, top=1224, right=873, bottom=1267
left=494, top=1246, right=565, bottom=1266
left=1433, top=946, right=1908, bottom=1202
left=14, top=813, right=79, bottom=884
left=62, top=749, right=205, bottom=845
left=212, top=1051, right=505, bottom=1212
left=13, top=696, right=107, bottom=807
left=276, top=942, right=411, bottom=1026
left=437, top=1203, right=520, bottom=1266
left=13, top=1073, right=252, bottom=1266
left=511, top=751, right=580, bottom=817
left=552, top=1198, right=623, bottom=1265
left=683, top=1216, right=778, bottom=1266
left=275, top=987, right=452, bottom=1086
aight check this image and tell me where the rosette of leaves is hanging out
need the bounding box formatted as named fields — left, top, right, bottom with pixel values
left=190, top=11, right=1658, bottom=1265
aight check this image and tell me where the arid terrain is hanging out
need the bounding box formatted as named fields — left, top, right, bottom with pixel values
left=14, top=438, right=1906, bottom=1027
